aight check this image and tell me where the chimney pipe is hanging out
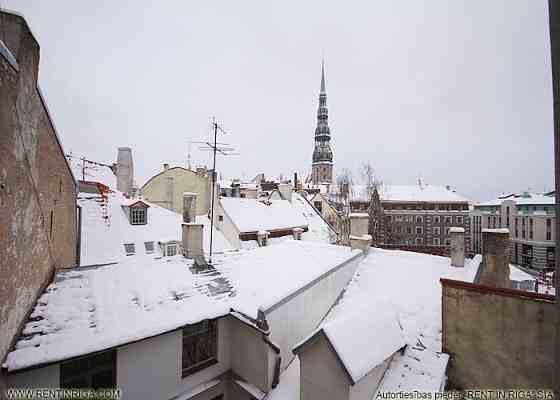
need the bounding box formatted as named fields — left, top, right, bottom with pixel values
left=475, top=229, right=510, bottom=288
left=449, top=227, right=465, bottom=267
left=292, top=227, right=303, bottom=240
left=349, top=213, right=369, bottom=237
left=257, top=230, right=269, bottom=247
left=183, top=192, right=197, bottom=223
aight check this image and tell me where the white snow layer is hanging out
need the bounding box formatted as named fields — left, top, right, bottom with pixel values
left=4, top=241, right=360, bottom=371
left=78, top=190, right=232, bottom=266
left=220, top=198, right=308, bottom=233
left=348, top=184, right=469, bottom=203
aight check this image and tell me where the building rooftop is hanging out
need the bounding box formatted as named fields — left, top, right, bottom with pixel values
left=4, top=241, right=360, bottom=372
left=347, top=184, right=469, bottom=203
left=220, top=197, right=308, bottom=233
left=477, top=192, right=555, bottom=207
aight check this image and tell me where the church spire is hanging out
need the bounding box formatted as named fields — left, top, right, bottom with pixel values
left=320, top=59, right=326, bottom=94
left=311, top=60, right=333, bottom=185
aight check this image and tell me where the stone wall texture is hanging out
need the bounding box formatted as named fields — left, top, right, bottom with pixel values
left=0, top=11, right=77, bottom=367
left=442, top=280, right=554, bottom=389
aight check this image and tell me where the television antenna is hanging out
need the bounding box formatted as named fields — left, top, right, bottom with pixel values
left=192, top=118, right=239, bottom=264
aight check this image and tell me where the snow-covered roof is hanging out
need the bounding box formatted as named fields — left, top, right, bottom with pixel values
left=509, top=265, right=535, bottom=282
left=68, top=157, right=116, bottom=189
left=295, top=304, right=406, bottom=383
left=4, top=241, right=360, bottom=372
left=220, top=198, right=308, bottom=233
left=79, top=190, right=232, bottom=266
left=348, top=184, right=469, bottom=203
left=477, top=193, right=555, bottom=207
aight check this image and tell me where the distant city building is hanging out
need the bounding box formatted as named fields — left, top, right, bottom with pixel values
left=141, top=164, right=213, bottom=217
left=471, top=191, right=556, bottom=271
left=348, top=184, right=471, bottom=250
left=311, top=62, right=333, bottom=185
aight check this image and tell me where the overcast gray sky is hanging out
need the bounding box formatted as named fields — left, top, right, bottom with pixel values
left=7, top=0, right=555, bottom=201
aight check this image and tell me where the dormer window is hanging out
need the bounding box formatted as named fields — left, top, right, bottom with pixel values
left=131, top=208, right=147, bottom=225
left=122, top=200, right=150, bottom=225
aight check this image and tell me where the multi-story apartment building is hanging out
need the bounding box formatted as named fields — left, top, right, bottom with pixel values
left=340, top=184, right=471, bottom=250
left=471, top=191, right=556, bottom=271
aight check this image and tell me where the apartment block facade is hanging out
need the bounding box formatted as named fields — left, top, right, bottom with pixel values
left=471, top=192, right=556, bottom=271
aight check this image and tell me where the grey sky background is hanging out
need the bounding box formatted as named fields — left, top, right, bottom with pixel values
left=6, top=0, right=555, bottom=201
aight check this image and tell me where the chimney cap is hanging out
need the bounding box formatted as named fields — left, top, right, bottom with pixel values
left=163, top=163, right=170, bottom=170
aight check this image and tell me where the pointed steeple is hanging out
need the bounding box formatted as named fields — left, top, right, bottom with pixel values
left=320, top=59, right=326, bottom=94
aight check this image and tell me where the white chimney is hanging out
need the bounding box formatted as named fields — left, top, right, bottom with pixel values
left=257, top=230, right=270, bottom=247
left=449, top=227, right=465, bottom=267
left=349, top=213, right=369, bottom=237
left=116, top=147, right=134, bottom=195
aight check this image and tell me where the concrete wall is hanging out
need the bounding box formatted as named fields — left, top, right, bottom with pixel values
left=141, top=167, right=210, bottom=216
left=228, top=315, right=274, bottom=392
left=117, top=319, right=231, bottom=400
left=0, top=10, right=77, bottom=367
left=215, top=200, right=242, bottom=249
left=349, top=357, right=391, bottom=400
left=442, top=280, right=555, bottom=389
left=299, top=334, right=350, bottom=400
left=264, top=252, right=362, bottom=371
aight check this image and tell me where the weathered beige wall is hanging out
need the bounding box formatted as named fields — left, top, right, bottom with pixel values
left=0, top=11, right=77, bottom=366
left=141, top=167, right=210, bottom=216
left=299, top=334, right=350, bottom=400
left=442, top=283, right=555, bottom=389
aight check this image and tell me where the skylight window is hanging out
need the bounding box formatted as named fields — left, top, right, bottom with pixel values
left=144, top=241, right=155, bottom=254
left=124, top=243, right=135, bottom=256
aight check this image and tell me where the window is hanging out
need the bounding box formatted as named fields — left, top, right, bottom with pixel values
left=124, top=243, right=135, bottom=256
left=445, top=239, right=451, bottom=246
left=433, top=227, right=440, bottom=235
left=144, top=241, right=155, bottom=254
left=515, top=217, right=518, bottom=238
left=182, top=320, right=218, bottom=377
left=456, top=216, right=463, bottom=224
left=506, top=207, right=510, bottom=228
left=416, top=238, right=422, bottom=245
left=415, top=216, right=423, bottom=224
left=416, top=226, right=422, bottom=235
left=547, top=218, right=552, bottom=241
left=433, top=237, right=440, bottom=245
left=166, top=243, right=178, bottom=257
left=406, top=227, right=412, bottom=234
left=50, top=210, right=54, bottom=238
left=131, top=207, right=147, bottom=225
left=434, top=216, right=440, bottom=224
left=314, top=201, right=323, bottom=212
left=529, top=218, right=534, bottom=240
left=445, top=216, right=452, bottom=224
left=61, top=350, right=116, bottom=389
left=218, top=215, right=224, bottom=222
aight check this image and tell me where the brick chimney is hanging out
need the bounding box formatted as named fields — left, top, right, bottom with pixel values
left=449, top=227, right=465, bottom=267
left=475, top=229, right=510, bottom=288
left=349, top=213, right=372, bottom=255
left=183, top=192, right=197, bottom=223
left=182, top=192, right=203, bottom=259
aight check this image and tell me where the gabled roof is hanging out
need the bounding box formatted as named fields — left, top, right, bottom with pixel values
left=293, top=305, right=406, bottom=384
left=141, top=166, right=199, bottom=190
left=477, top=192, right=555, bottom=207
left=4, top=241, right=361, bottom=372
left=220, top=198, right=308, bottom=233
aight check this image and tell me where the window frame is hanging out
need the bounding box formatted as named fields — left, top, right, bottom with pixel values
left=131, top=207, right=147, bottom=225
left=182, top=320, right=219, bottom=378
left=60, top=350, right=116, bottom=389
left=124, top=243, right=135, bottom=256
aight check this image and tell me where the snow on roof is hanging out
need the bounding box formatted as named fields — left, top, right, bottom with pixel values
left=4, top=241, right=360, bottom=372
left=477, top=193, right=555, bottom=207
left=349, top=184, right=469, bottom=203
left=375, top=346, right=449, bottom=393
left=291, top=192, right=336, bottom=244
left=220, top=198, right=308, bottom=233
left=482, top=228, right=509, bottom=234
left=267, top=357, right=300, bottom=400
left=322, top=305, right=406, bottom=382
left=448, top=227, right=465, bottom=233
left=79, top=190, right=232, bottom=266
left=318, top=249, right=481, bottom=389
left=68, top=157, right=116, bottom=189
left=509, top=265, right=535, bottom=282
